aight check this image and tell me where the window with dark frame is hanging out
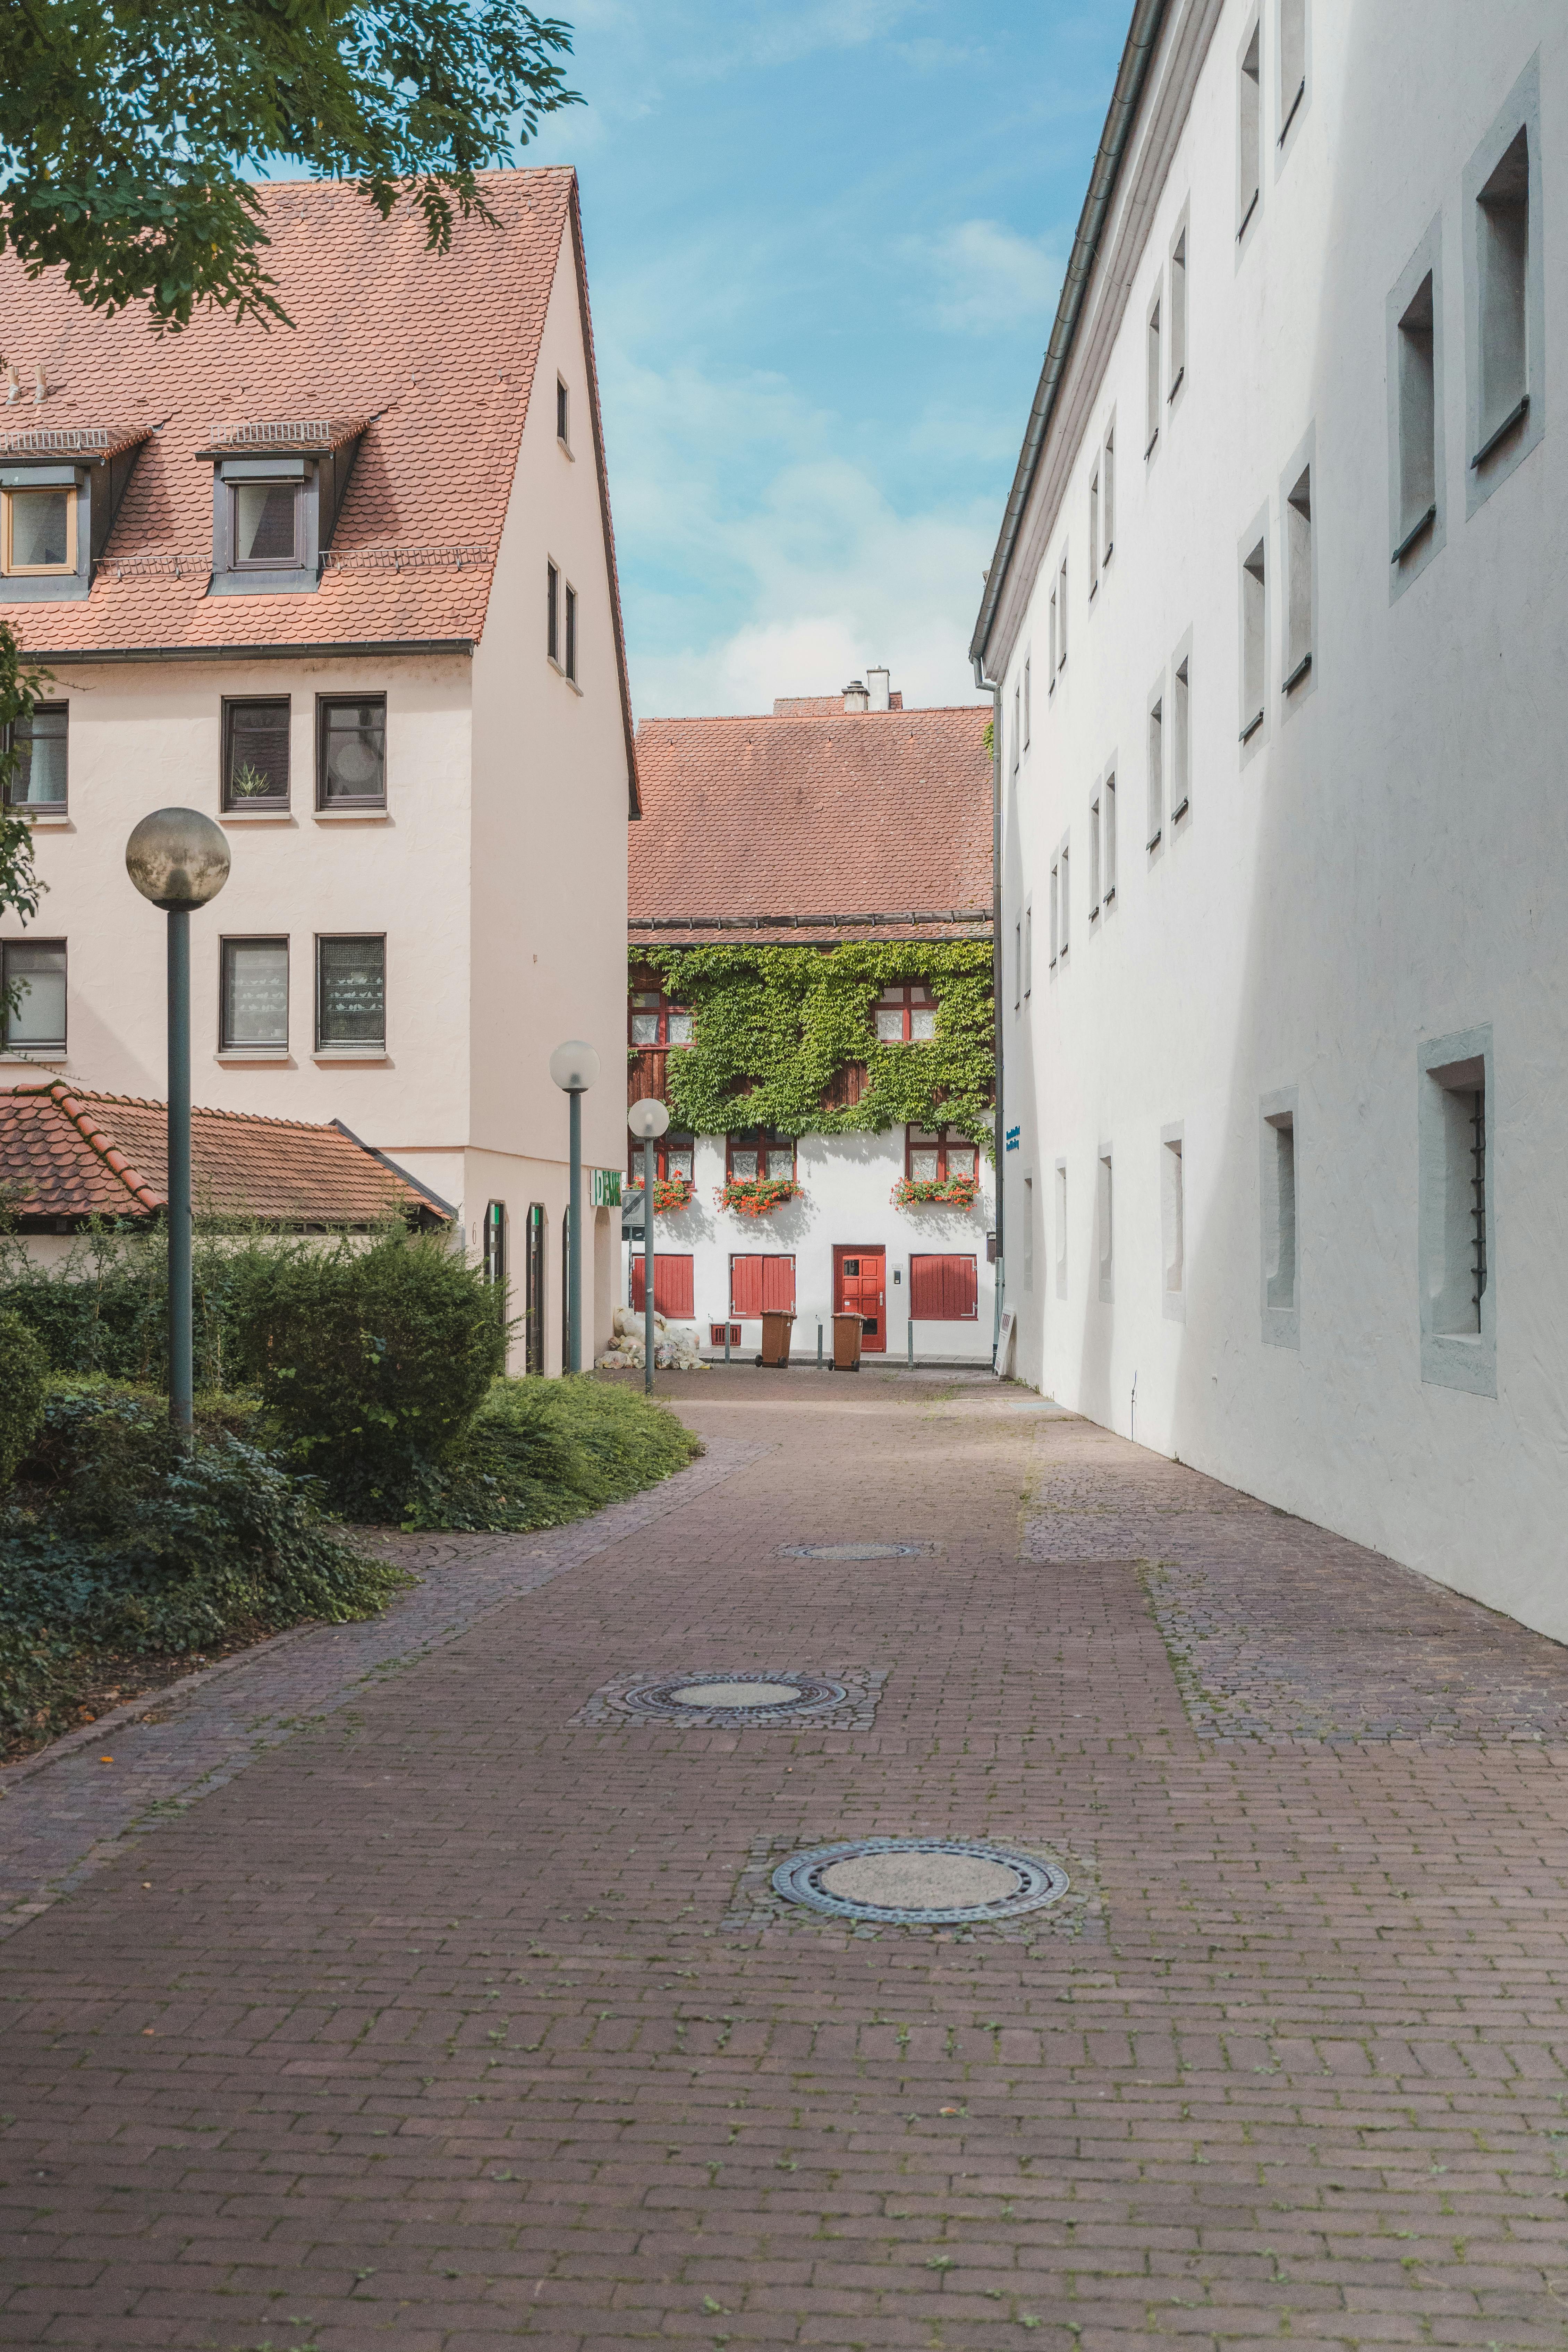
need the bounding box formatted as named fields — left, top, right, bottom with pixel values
left=626, top=1128, right=694, bottom=1185
left=726, top=1128, right=795, bottom=1183
left=1, top=937, right=66, bottom=1050
left=547, top=560, right=560, bottom=661
left=629, top=986, right=694, bottom=1047
left=1396, top=271, right=1438, bottom=554
left=317, top=697, right=386, bottom=807
left=483, top=1200, right=507, bottom=1290
left=556, top=377, right=570, bottom=445
left=221, top=937, right=289, bottom=1054
left=873, top=982, right=936, bottom=1042
left=565, top=583, right=578, bottom=681
left=906, top=1127, right=979, bottom=1185
left=1475, top=126, right=1529, bottom=455
left=230, top=479, right=302, bottom=570
left=223, top=698, right=290, bottom=807
left=2, top=703, right=67, bottom=809
left=316, top=934, right=385, bottom=1052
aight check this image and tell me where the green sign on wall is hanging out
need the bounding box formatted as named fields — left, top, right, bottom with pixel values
left=589, top=1168, right=622, bottom=1208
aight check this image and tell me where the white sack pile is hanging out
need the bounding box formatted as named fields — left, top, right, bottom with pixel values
left=596, top=1304, right=707, bottom=1373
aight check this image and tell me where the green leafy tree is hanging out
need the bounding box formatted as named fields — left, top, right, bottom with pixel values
left=0, top=630, right=47, bottom=1026
left=0, top=0, right=581, bottom=331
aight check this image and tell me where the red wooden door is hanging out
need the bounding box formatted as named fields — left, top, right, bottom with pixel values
left=630, top=1254, right=695, bottom=1318
left=834, top=1246, right=887, bottom=1351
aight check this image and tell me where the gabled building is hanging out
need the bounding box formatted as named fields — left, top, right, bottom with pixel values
left=0, top=169, right=635, bottom=1373
left=976, top=1, right=1567, bottom=1638
left=627, top=672, right=996, bottom=1362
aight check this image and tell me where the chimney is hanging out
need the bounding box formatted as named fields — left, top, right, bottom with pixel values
left=842, top=679, right=869, bottom=712
left=866, top=665, right=891, bottom=712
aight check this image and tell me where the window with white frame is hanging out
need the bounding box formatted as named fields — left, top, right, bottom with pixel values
left=1089, top=793, right=1101, bottom=918
left=1014, top=918, right=1022, bottom=1011
left=1238, top=18, right=1262, bottom=243
left=1012, top=680, right=1021, bottom=771
left=1419, top=1028, right=1494, bottom=1394
left=1054, top=1160, right=1068, bottom=1298
left=1169, top=224, right=1187, bottom=402
left=221, top=937, right=289, bottom=1055
left=1089, top=467, right=1100, bottom=597
left=1, top=937, right=65, bottom=1053
left=1023, top=656, right=1031, bottom=749
left=1146, top=693, right=1163, bottom=850
left=1057, top=553, right=1068, bottom=668
left=1059, top=842, right=1070, bottom=956
left=1145, top=293, right=1161, bottom=457
left=1097, top=1149, right=1113, bottom=1302
left=1283, top=462, right=1313, bottom=694
left=1161, top=1128, right=1185, bottom=1316
left=1024, top=902, right=1033, bottom=998
left=1463, top=61, right=1543, bottom=512
left=1048, top=584, right=1058, bottom=686
left=1393, top=264, right=1439, bottom=560
left=1103, top=771, right=1117, bottom=902
left=1240, top=532, right=1267, bottom=742
left=1103, top=423, right=1116, bottom=561
left=1049, top=860, right=1059, bottom=969
left=1278, top=0, right=1306, bottom=145
left=1171, top=653, right=1191, bottom=821
left=1260, top=1090, right=1299, bottom=1348
left=1475, top=132, right=1530, bottom=458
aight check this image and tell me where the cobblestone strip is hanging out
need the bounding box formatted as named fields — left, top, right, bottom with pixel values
left=0, top=1436, right=768, bottom=1934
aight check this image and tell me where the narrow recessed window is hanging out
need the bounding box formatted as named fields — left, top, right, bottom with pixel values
left=546, top=559, right=560, bottom=661
left=1049, top=586, right=1058, bottom=684
left=1238, top=21, right=1262, bottom=241
left=1145, top=297, right=1161, bottom=455
left=1098, top=1151, right=1113, bottom=1300
left=565, top=583, right=578, bottom=682
left=317, top=696, right=386, bottom=807
left=1014, top=918, right=1022, bottom=1011
left=556, top=376, right=570, bottom=446
left=1023, top=657, right=1031, bottom=749
left=223, top=698, right=290, bottom=808
left=0, top=937, right=65, bottom=1052
left=1060, top=844, right=1070, bottom=955
left=1283, top=466, right=1313, bottom=693
left=221, top=937, right=289, bottom=1054
left=1267, top=1114, right=1296, bottom=1305
left=1088, top=469, right=1100, bottom=598
left=1475, top=127, right=1529, bottom=456
left=1169, top=230, right=1187, bottom=400
left=1162, top=1133, right=1185, bottom=1308
left=1103, top=773, right=1117, bottom=902
left=1012, top=681, right=1021, bottom=772
left=484, top=1201, right=508, bottom=1290
left=316, top=934, right=386, bottom=1054
left=1395, top=273, right=1437, bottom=554
left=1049, top=862, right=1059, bottom=969
left=1279, top=0, right=1306, bottom=143
left=1057, top=556, right=1068, bottom=669
left=1, top=486, right=75, bottom=577
left=1172, top=657, right=1191, bottom=820
left=1146, top=697, right=1163, bottom=850
left=1103, top=426, right=1116, bottom=560
left=1023, top=1172, right=1034, bottom=1292
left=230, top=480, right=301, bottom=570
left=2, top=702, right=67, bottom=811
left=1241, top=537, right=1266, bottom=740
left=1054, top=1161, right=1068, bottom=1298
left=1089, top=795, right=1101, bottom=916
left=1419, top=1034, right=1494, bottom=1393
left=1024, top=903, right=1033, bottom=997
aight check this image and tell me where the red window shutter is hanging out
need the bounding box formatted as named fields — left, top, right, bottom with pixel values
left=761, top=1255, right=796, bottom=1312
left=909, top=1254, right=943, bottom=1318
left=632, top=1255, right=694, bottom=1317
left=730, top=1255, right=763, bottom=1317
left=947, top=1253, right=978, bottom=1319
left=910, top=1254, right=978, bottom=1319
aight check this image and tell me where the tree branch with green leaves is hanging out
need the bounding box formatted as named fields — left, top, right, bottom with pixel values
left=0, top=627, right=48, bottom=1026
left=0, top=0, right=582, bottom=331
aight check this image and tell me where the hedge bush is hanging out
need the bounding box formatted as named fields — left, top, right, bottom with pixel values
left=399, top=1376, right=703, bottom=1533
left=1, top=1384, right=404, bottom=1744
left=226, top=1231, right=509, bottom=1512
left=0, top=1308, right=46, bottom=1484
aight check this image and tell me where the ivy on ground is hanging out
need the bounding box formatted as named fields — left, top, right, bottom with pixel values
left=634, top=941, right=995, bottom=1149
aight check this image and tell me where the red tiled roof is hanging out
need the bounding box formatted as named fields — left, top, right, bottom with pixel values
left=628, top=703, right=993, bottom=945
left=0, top=1082, right=448, bottom=1226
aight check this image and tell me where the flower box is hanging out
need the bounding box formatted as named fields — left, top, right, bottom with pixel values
left=716, top=1177, right=802, bottom=1218
left=654, top=1174, right=694, bottom=1213
left=891, top=1174, right=980, bottom=1210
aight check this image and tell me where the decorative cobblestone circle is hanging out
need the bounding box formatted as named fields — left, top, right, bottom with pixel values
left=772, top=1837, right=1070, bottom=1925
left=593, top=1671, right=850, bottom=1725
left=778, top=1541, right=938, bottom=1560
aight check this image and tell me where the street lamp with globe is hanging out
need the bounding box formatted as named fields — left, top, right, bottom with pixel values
left=627, top=1097, right=669, bottom=1393
left=125, top=807, right=231, bottom=1435
left=549, top=1039, right=600, bottom=1372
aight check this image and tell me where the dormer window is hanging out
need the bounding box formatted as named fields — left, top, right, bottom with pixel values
left=231, top=479, right=302, bottom=570
left=2, top=485, right=75, bottom=575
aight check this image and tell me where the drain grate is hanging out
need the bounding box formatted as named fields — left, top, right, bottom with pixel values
left=772, top=1837, right=1069, bottom=1925
left=778, top=1541, right=938, bottom=1560
left=571, top=1669, right=884, bottom=1729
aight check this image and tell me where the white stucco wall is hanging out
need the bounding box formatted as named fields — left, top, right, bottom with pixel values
left=991, top=0, right=1568, bottom=1637
left=626, top=1130, right=995, bottom=1364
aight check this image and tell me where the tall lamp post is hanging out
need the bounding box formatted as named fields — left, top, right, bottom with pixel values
left=125, top=808, right=231, bottom=1435
left=549, top=1039, right=601, bottom=1374
left=627, top=1098, right=669, bottom=1394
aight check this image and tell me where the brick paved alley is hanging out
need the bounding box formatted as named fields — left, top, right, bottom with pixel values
left=3, top=1371, right=1568, bottom=2352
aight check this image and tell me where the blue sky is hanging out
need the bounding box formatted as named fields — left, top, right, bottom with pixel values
left=523, top=1, right=1126, bottom=718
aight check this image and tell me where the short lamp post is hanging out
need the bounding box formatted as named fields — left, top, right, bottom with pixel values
left=125, top=807, right=231, bottom=1436
left=549, top=1039, right=601, bottom=1374
left=627, top=1098, right=669, bottom=1394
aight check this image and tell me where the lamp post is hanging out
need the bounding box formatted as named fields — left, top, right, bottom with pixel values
left=125, top=808, right=231, bottom=1435
left=549, top=1039, right=600, bottom=1374
left=627, top=1098, right=669, bottom=1394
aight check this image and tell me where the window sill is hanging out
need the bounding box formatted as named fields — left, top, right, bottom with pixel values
left=1103, top=886, right=1116, bottom=906
left=558, top=436, right=575, bottom=461
left=1146, top=830, right=1162, bottom=852
left=313, top=1049, right=390, bottom=1064
left=1470, top=393, right=1529, bottom=470
left=0, top=1051, right=67, bottom=1067
left=1391, top=502, right=1437, bottom=564
left=1171, top=796, right=1190, bottom=822
left=1144, top=426, right=1159, bottom=459
left=9, top=811, right=71, bottom=829
left=314, top=806, right=390, bottom=823
left=1281, top=652, right=1313, bottom=695
left=547, top=655, right=584, bottom=696
left=1167, top=365, right=1185, bottom=405
left=221, top=807, right=295, bottom=825
left=1239, top=710, right=1264, bottom=745
left=1278, top=74, right=1305, bottom=145
left=1237, top=188, right=1260, bottom=243
left=217, top=1050, right=292, bottom=1065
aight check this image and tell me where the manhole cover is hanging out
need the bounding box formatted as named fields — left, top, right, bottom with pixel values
left=608, top=1672, right=850, bottom=1725
left=772, top=1837, right=1069, bottom=1924
left=778, top=1542, right=937, bottom=1560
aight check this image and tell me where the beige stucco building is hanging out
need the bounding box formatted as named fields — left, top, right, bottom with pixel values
left=0, top=169, right=636, bottom=1372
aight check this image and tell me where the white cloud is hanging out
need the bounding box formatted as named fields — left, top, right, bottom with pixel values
left=907, top=217, right=1063, bottom=336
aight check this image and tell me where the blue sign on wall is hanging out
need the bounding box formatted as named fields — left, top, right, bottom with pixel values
left=1005, top=1125, right=1021, bottom=1152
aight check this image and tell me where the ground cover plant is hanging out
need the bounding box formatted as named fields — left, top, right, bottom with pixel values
left=399, top=1375, right=703, bottom=1534
left=0, top=1381, right=404, bottom=1753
